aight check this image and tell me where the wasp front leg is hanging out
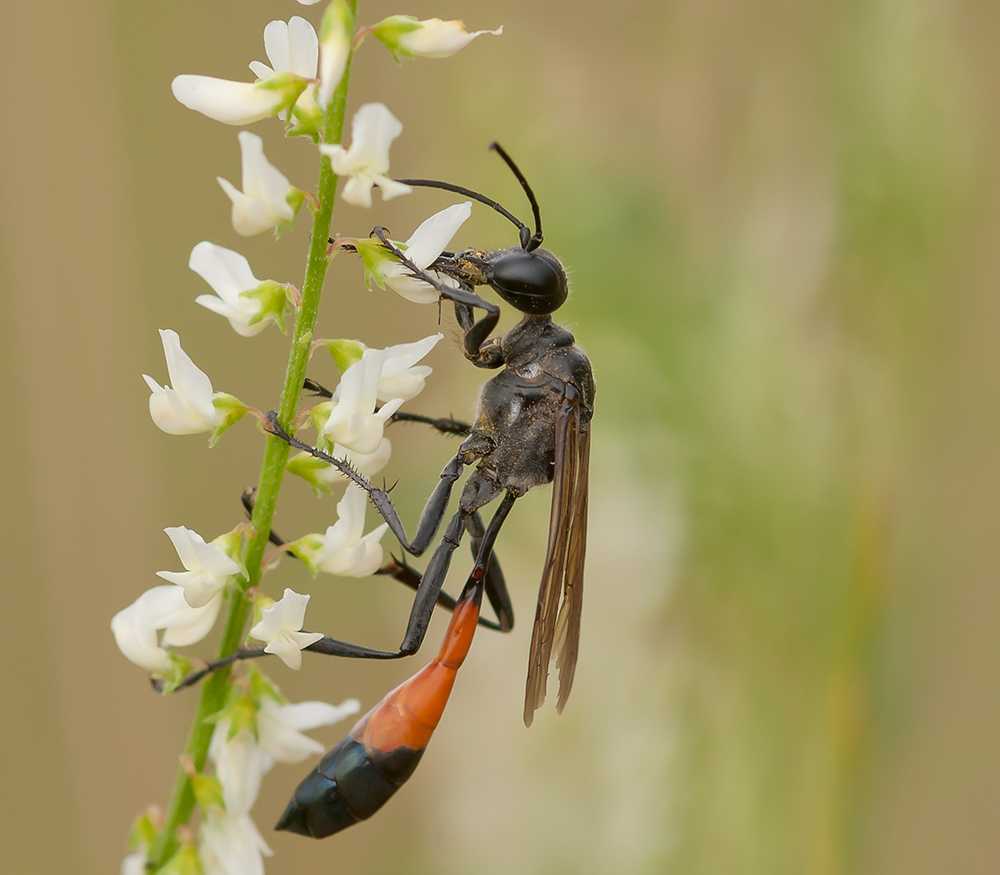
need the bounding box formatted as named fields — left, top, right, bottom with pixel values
left=371, top=227, right=501, bottom=358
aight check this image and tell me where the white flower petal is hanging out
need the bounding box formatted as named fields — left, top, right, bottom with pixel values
left=404, top=202, right=472, bottom=268
left=161, top=330, right=216, bottom=419
left=320, top=104, right=407, bottom=207
left=144, top=330, right=221, bottom=434
left=269, top=699, right=361, bottom=733
left=189, top=242, right=260, bottom=303
left=262, top=17, right=318, bottom=79
left=345, top=103, right=401, bottom=173
left=110, top=599, right=172, bottom=673
left=219, top=133, right=295, bottom=236
left=399, top=20, right=502, bottom=59
left=200, top=809, right=272, bottom=875
left=248, top=61, right=273, bottom=80
left=171, top=75, right=284, bottom=125
left=250, top=589, right=323, bottom=669
left=210, top=722, right=267, bottom=817
left=339, top=173, right=375, bottom=208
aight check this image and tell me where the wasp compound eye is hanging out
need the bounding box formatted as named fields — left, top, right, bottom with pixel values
left=488, top=249, right=568, bottom=315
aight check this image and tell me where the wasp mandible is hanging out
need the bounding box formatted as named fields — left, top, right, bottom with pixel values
left=269, top=143, right=595, bottom=726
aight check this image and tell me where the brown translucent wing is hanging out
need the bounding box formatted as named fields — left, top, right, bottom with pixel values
left=523, top=400, right=590, bottom=726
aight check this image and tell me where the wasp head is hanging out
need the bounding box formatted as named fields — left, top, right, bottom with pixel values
left=484, top=246, right=568, bottom=315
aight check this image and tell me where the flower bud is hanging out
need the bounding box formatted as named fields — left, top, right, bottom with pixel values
left=371, top=16, right=502, bottom=60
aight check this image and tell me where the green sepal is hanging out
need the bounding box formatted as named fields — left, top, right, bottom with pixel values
left=282, top=533, right=324, bottom=577
left=321, top=338, right=365, bottom=372
left=255, top=71, right=309, bottom=119
left=352, top=236, right=404, bottom=290
left=126, top=809, right=160, bottom=851
left=370, top=15, right=423, bottom=62
left=309, top=402, right=334, bottom=437
left=273, top=187, right=306, bottom=240
left=247, top=663, right=286, bottom=706
left=211, top=529, right=249, bottom=582
left=157, top=838, right=202, bottom=875
left=285, top=90, right=323, bottom=142
left=287, top=451, right=336, bottom=496
left=190, top=772, right=225, bottom=813
left=205, top=684, right=257, bottom=743
left=208, top=394, right=248, bottom=448
left=155, top=654, right=195, bottom=695
left=242, top=280, right=289, bottom=335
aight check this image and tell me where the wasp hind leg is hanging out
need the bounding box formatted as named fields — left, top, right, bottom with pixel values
left=375, top=553, right=504, bottom=632
left=466, top=509, right=514, bottom=632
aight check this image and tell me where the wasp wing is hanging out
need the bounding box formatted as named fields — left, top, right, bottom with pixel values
left=523, top=397, right=591, bottom=727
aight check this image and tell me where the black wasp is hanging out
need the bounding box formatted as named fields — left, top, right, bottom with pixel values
left=269, top=143, right=595, bottom=727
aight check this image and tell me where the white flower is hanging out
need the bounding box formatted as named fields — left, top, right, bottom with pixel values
left=323, top=347, right=403, bottom=453
left=258, top=697, right=361, bottom=764
left=199, top=809, right=272, bottom=875
left=401, top=19, right=502, bottom=58
left=143, top=329, right=223, bottom=435
left=156, top=526, right=241, bottom=608
left=319, top=104, right=412, bottom=207
left=172, top=17, right=316, bottom=126
left=249, top=589, right=324, bottom=670
left=111, top=596, right=172, bottom=673
left=376, top=333, right=442, bottom=401
left=189, top=242, right=269, bottom=337
left=171, top=76, right=292, bottom=126
left=111, top=586, right=223, bottom=671
left=379, top=202, right=471, bottom=303
left=210, top=695, right=359, bottom=816
left=316, top=484, right=389, bottom=577
left=248, top=17, right=320, bottom=121
left=218, top=131, right=296, bottom=236
left=318, top=1, right=353, bottom=107
left=373, top=16, right=502, bottom=59
left=248, top=17, right=318, bottom=82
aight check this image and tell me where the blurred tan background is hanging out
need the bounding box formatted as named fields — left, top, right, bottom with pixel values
left=2, top=0, right=1000, bottom=872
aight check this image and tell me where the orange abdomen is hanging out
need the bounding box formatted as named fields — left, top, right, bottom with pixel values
left=275, top=581, right=483, bottom=838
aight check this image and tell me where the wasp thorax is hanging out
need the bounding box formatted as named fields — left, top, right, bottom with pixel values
left=487, top=248, right=568, bottom=315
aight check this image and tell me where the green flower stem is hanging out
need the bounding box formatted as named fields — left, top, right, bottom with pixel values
left=147, top=6, right=357, bottom=868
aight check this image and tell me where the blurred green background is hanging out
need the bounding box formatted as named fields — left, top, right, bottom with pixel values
left=2, top=0, right=999, bottom=872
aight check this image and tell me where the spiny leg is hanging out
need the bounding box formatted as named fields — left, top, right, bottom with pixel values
left=372, top=227, right=500, bottom=357
left=266, top=411, right=464, bottom=555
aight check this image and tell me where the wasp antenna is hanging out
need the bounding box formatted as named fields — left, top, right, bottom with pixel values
left=392, top=176, right=530, bottom=238
left=489, top=142, right=543, bottom=251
